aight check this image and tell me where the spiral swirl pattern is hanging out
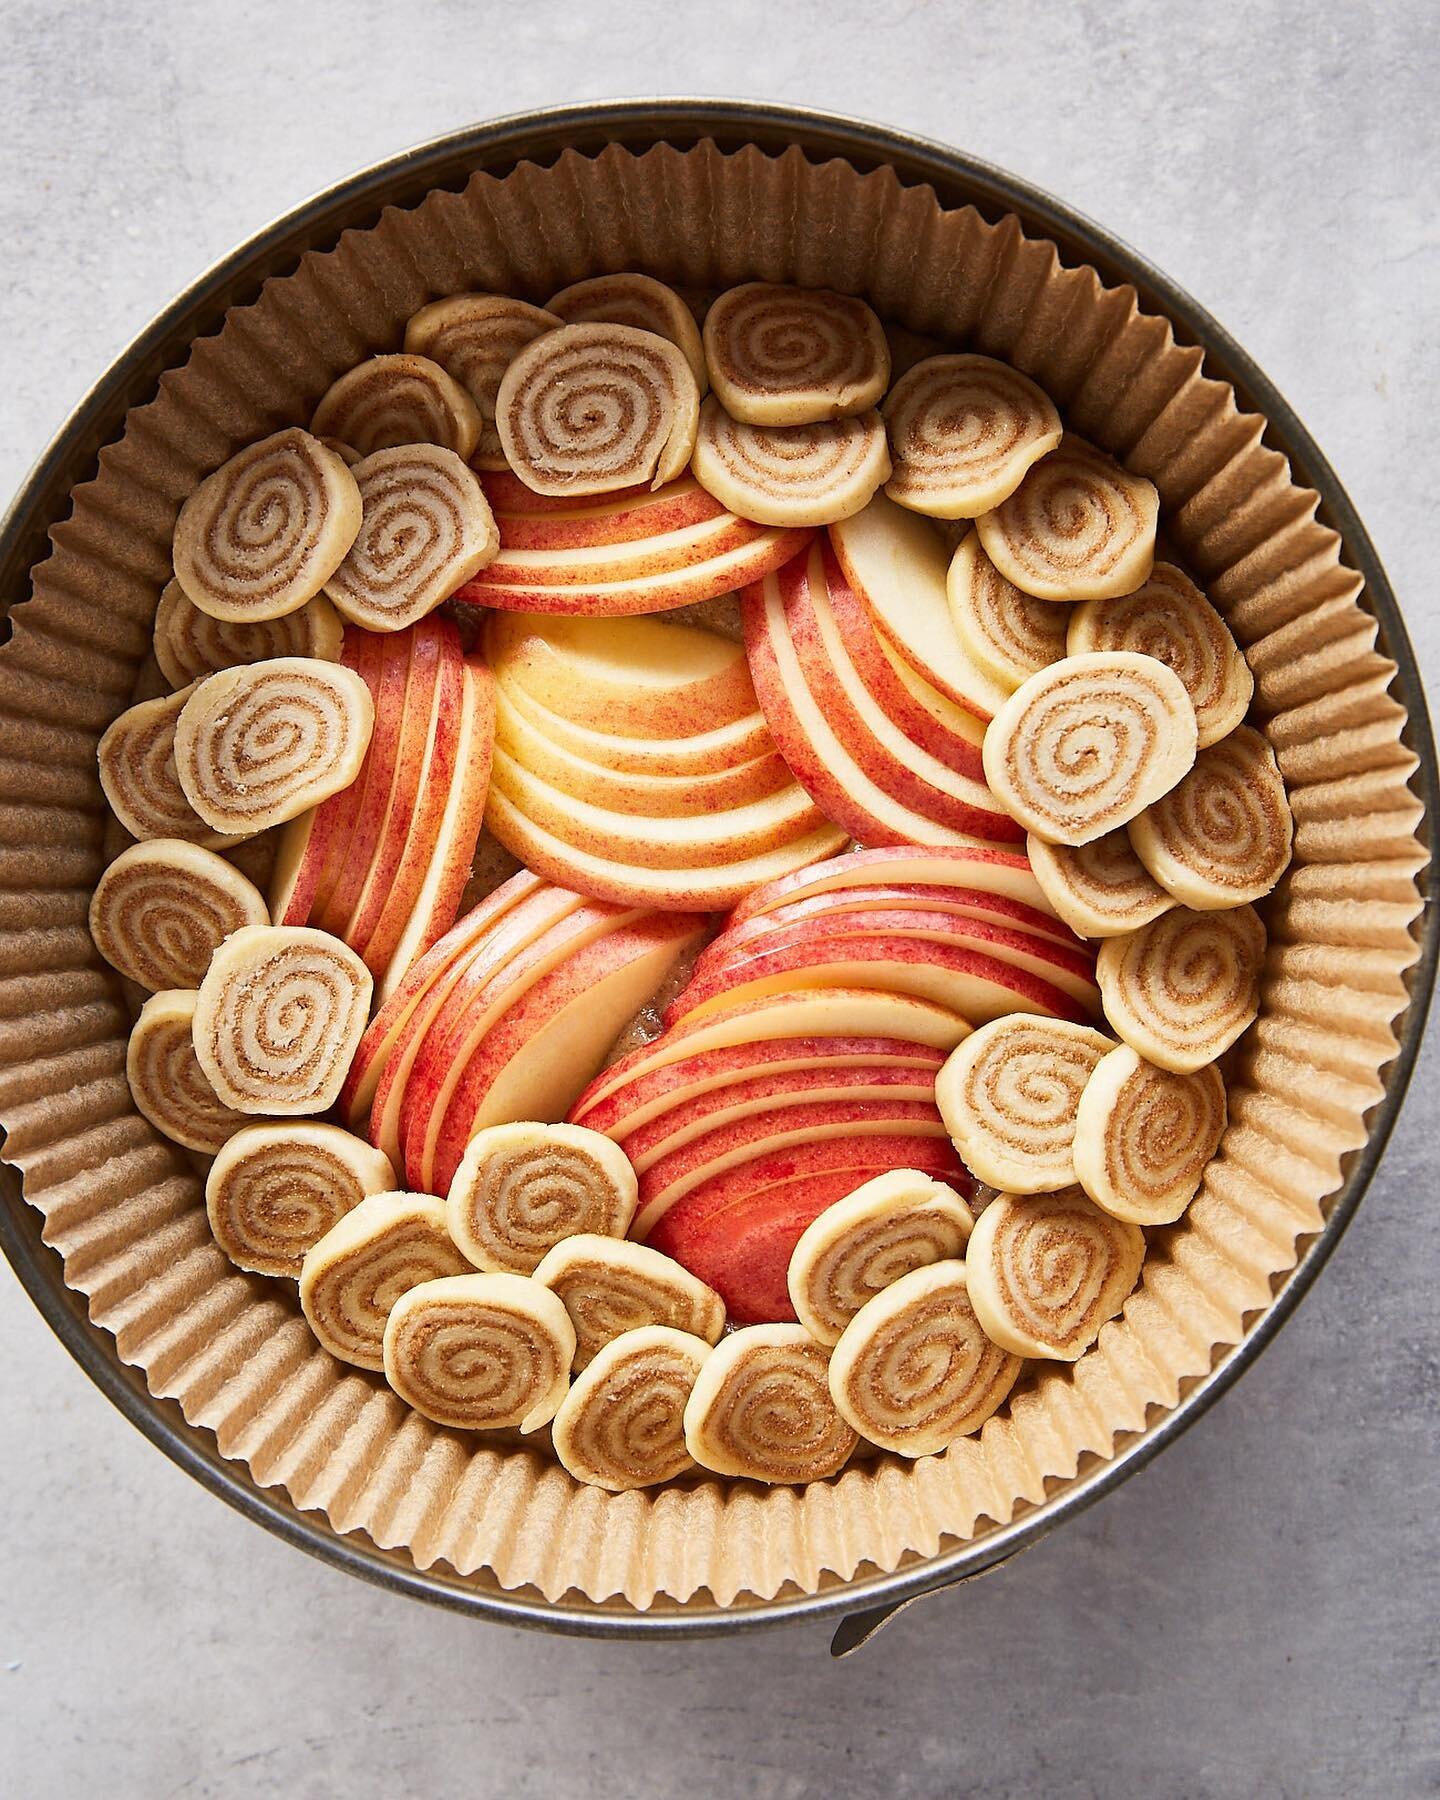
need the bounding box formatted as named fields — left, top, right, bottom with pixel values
left=206, top=1122, right=396, bottom=1278
left=495, top=322, right=701, bottom=496
left=90, top=839, right=269, bottom=992
left=546, top=273, right=709, bottom=392
left=1026, top=828, right=1175, bottom=940
left=323, top=445, right=499, bottom=632
left=1067, top=562, right=1253, bottom=748
left=299, top=1193, right=472, bottom=1372
left=947, top=530, right=1069, bottom=692
left=935, top=1017, right=1114, bottom=1193
left=126, top=988, right=250, bottom=1153
left=690, top=398, right=890, bottom=526
left=404, top=294, right=563, bottom=469
left=682, top=1325, right=858, bottom=1483
left=97, top=684, right=245, bottom=849
left=883, top=354, right=1062, bottom=519
left=828, top=1262, right=1023, bottom=1455
left=1128, top=726, right=1293, bottom=910
left=381, top=1272, right=576, bottom=1431
left=702, top=283, right=890, bottom=426
left=965, top=1187, right=1146, bottom=1361
left=786, top=1169, right=975, bottom=1345
left=534, top=1235, right=725, bottom=1371
left=310, top=353, right=482, bottom=460
left=192, top=924, right=373, bottom=1114
left=445, top=1122, right=639, bottom=1276
left=153, top=578, right=344, bottom=689
left=552, top=1325, right=711, bottom=1489
left=976, top=436, right=1159, bottom=601
left=981, top=652, right=1198, bottom=846
left=1074, top=1046, right=1227, bottom=1226
left=172, top=428, right=362, bottom=623
left=1096, top=904, right=1266, bottom=1073
left=174, top=657, right=374, bottom=835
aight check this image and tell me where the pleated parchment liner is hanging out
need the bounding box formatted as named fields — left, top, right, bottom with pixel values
left=0, top=142, right=1426, bottom=1612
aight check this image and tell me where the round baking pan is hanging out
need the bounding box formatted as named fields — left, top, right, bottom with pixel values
left=0, top=100, right=1433, bottom=1651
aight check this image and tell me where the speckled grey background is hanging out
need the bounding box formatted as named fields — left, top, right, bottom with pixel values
left=1, top=2, right=1436, bottom=1795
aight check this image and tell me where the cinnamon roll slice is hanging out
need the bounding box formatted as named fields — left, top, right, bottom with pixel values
left=90, top=839, right=268, bottom=992
left=97, top=683, right=248, bottom=849
left=404, top=294, right=563, bottom=469
left=299, top=1191, right=472, bottom=1372
left=786, top=1169, right=975, bottom=1346
left=981, top=652, right=1198, bottom=845
left=1128, top=726, right=1293, bottom=909
left=964, top=1187, right=1145, bottom=1361
left=946, top=531, right=1069, bottom=692
left=551, top=1325, right=712, bottom=1490
left=174, top=657, right=374, bottom=835
left=1073, top=1046, right=1227, bottom=1226
left=828, top=1261, right=1023, bottom=1455
left=976, top=436, right=1158, bottom=601
left=533, top=1234, right=725, bottom=1371
left=206, top=1121, right=396, bottom=1277
left=381, top=1271, right=576, bottom=1431
left=310, top=353, right=483, bottom=460
left=445, top=1122, right=639, bottom=1277
left=1026, top=829, right=1176, bottom=940
left=690, top=399, right=890, bottom=526
left=1067, top=562, right=1253, bottom=749
left=1096, top=904, right=1266, bottom=1073
left=323, top=444, right=499, bottom=632
left=682, top=1324, right=858, bottom=1483
left=172, top=428, right=362, bottom=622
left=126, top=988, right=250, bottom=1153
left=192, top=924, right=373, bottom=1114
left=703, top=283, right=889, bottom=426
left=546, top=273, right=708, bottom=392
left=153, top=578, right=343, bottom=689
left=935, top=1016, right=1113, bottom=1193
left=495, top=322, right=700, bottom=496
left=883, top=354, right=1062, bottom=519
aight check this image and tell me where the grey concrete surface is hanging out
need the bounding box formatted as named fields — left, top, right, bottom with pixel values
left=1, top=2, right=1436, bottom=1795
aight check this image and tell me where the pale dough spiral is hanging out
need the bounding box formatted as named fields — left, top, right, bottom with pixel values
left=192, top=924, right=373, bottom=1114
left=981, top=652, right=1198, bottom=846
left=551, top=1325, right=712, bottom=1489
left=828, top=1261, right=1023, bottom=1455
left=381, top=1271, right=576, bottom=1431
left=533, top=1234, right=724, bottom=1371
left=690, top=398, right=890, bottom=526
left=965, top=1187, right=1145, bottom=1361
left=172, top=428, right=362, bottom=623
left=947, top=529, right=1070, bottom=691
left=1066, top=562, right=1253, bottom=748
left=495, top=322, right=700, bottom=496
left=702, top=283, right=890, bottom=426
left=126, top=988, right=250, bottom=1153
left=786, top=1169, right=975, bottom=1346
left=90, top=838, right=268, bottom=991
left=546, top=273, right=708, bottom=392
left=174, top=656, right=374, bottom=835
left=444, top=1122, right=639, bottom=1276
left=1073, top=1046, right=1227, bottom=1226
left=883, top=354, right=1062, bottom=519
left=310, top=353, right=482, bottom=460
left=97, top=683, right=247, bottom=849
left=682, top=1324, right=858, bottom=1483
left=299, top=1192, right=472, bottom=1372
left=323, top=444, right=499, bottom=632
left=1026, top=828, right=1176, bottom=940
left=976, top=436, right=1158, bottom=601
left=1096, top=904, right=1266, bottom=1073
left=404, top=293, right=563, bottom=469
left=1128, top=725, right=1293, bottom=909
left=206, top=1121, right=396, bottom=1277
left=935, top=1016, right=1114, bottom=1193
left=153, top=578, right=343, bottom=689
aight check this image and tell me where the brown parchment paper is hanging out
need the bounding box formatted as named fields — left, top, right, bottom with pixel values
left=0, top=141, right=1426, bottom=1610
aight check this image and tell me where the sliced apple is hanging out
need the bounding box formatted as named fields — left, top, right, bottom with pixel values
left=309, top=628, right=396, bottom=929
left=478, top=472, right=721, bottom=548
left=729, top=843, right=1062, bottom=927
left=495, top=672, right=775, bottom=777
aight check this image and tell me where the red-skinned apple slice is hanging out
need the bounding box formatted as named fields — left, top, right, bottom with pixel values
left=310, top=628, right=396, bottom=929
left=478, top=472, right=721, bottom=549
left=495, top=673, right=775, bottom=777
left=729, top=843, right=1061, bottom=927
